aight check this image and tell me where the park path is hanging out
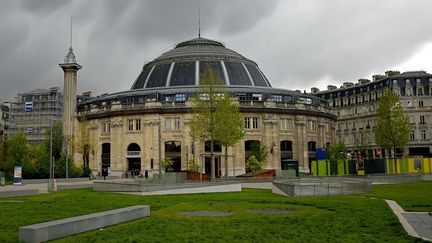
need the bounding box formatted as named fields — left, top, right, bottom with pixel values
left=385, top=200, right=432, bottom=241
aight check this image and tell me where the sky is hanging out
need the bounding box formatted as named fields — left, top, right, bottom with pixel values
left=1, top=0, right=432, bottom=100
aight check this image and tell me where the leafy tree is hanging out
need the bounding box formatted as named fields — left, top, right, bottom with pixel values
left=0, top=134, right=7, bottom=172
left=43, top=121, right=63, bottom=162
left=161, top=158, right=174, bottom=172
left=190, top=67, right=225, bottom=180
left=75, top=120, right=91, bottom=167
left=55, top=155, right=80, bottom=178
left=326, top=141, right=347, bottom=162
left=246, top=155, right=263, bottom=174
left=374, top=89, right=410, bottom=159
left=215, top=93, right=245, bottom=178
left=249, top=141, right=269, bottom=164
left=187, top=158, right=200, bottom=172
left=6, top=132, right=30, bottom=179
left=28, top=143, right=50, bottom=178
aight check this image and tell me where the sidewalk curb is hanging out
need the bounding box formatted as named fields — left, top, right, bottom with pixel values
left=385, top=199, right=431, bottom=241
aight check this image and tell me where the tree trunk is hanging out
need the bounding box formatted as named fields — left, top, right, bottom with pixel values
left=224, top=146, right=228, bottom=178
left=211, top=139, right=215, bottom=180
left=393, top=146, right=397, bottom=174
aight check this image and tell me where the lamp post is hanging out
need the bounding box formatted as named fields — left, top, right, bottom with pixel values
left=48, top=119, right=56, bottom=192
left=65, top=139, right=68, bottom=179
left=158, top=117, right=162, bottom=178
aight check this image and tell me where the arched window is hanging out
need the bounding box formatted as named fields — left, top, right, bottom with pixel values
left=308, top=141, right=317, bottom=151
left=204, top=140, right=222, bottom=153
left=165, top=141, right=181, bottom=153
left=127, top=143, right=141, bottom=152
left=127, top=143, right=141, bottom=158
left=280, top=140, right=293, bottom=160
left=280, top=140, right=292, bottom=151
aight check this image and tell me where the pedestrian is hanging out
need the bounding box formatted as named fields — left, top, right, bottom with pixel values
left=145, top=170, right=148, bottom=180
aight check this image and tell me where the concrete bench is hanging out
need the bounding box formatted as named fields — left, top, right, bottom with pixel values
left=19, top=205, right=150, bottom=243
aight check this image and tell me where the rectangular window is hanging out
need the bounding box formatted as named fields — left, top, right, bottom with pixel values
left=421, top=130, right=426, bottom=140
left=279, top=118, right=293, bottom=130
left=128, top=119, right=134, bottom=131
left=420, top=115, right=425, bottom=124
left=165, top=118, right=180, bottom=130
left=135, top=119, right=141, bottom=131
left=245, top=117, right=259, bottom=129
left=175, top=93, right=186, bottom=101
left=410, top=130, right=415, bottom=140
left=103, top=122, right=111, bottom=133
left=272, top=95, right=282, bottom=102
left=252, top=117, right=259, bottom=129
left=419, top=100, right=424, bottom=107
left=244, top=117, right=250, bottom=129
left=165, top=118, right=172, bottom=130
left=418, top=88, right=423, bottom=96
left=173, top=118, right=181, bottom=130
left=308, top=120, right=316, bottom=131
left=406, top=88, right=412, bottom=96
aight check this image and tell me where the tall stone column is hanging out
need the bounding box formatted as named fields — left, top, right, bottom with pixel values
left=59, top=47, right=81, bottom=156
left=295, top=116, right=307, bottom=172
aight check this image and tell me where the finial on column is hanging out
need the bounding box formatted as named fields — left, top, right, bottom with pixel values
left=64, top=16, right=77, bottom=64
left=198, top=3, right=201, bottom=38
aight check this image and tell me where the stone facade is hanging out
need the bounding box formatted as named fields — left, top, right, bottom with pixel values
left=75, top=99, right=334, bottom=177
left=313, top=70, right=432, bottom=158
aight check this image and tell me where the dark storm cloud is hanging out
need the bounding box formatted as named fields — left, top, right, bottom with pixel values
left=256, top=1, right=432, bottom=90
left=21, top=0, right=70, bottom=13
left=1, top=0, right=432, bottom=100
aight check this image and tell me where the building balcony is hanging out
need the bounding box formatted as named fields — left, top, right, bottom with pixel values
left=127, top=151, right=141, bottom=157
left=77, top=98, right=336, bottom=120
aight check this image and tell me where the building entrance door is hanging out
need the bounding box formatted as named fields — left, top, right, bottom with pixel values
left=205, top=156, right=221, bottom=178
left=128, top=158, right=141, bottom=176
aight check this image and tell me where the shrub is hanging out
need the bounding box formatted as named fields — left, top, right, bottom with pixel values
left=187, top=159, right=200, bottom=172
left=246, top=155, right=263, bottom=174
left=161, top=158, right=174, bottom=172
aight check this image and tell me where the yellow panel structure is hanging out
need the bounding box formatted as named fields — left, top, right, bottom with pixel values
left=407, top=158, right=415, bottom=173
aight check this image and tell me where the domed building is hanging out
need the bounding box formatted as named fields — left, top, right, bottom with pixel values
left=62, top=37, right=336, bottom=177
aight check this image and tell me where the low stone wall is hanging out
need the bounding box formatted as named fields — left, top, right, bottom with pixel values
left=273, top=177, right=371, bottom=197
left=367, top=174, right=422, bottom=184
left=0, top=189, right=39, bottom=198
left=19, top=205, right=150, bottom=243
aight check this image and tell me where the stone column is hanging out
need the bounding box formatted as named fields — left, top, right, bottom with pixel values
left=295, top=116, right=307, bottom=172
left=59, top=48, right=81, bottom=156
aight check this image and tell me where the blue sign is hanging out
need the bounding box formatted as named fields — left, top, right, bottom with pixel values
left=25, top=102, right=33, bottom=112
left=316, top=148, right=327, bottom=160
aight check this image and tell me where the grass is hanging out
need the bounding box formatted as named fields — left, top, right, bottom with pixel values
left=0, top=182, right=430, bottom=242
left=366, top=181, right=432, bottom=212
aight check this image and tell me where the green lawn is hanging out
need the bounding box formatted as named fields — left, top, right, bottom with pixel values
left=0, top=182, right=430, bottom=242
left=366, top=181, right=432, bottom=212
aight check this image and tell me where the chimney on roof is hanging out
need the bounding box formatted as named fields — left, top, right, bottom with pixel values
left=342, top=82, right=354, bottom=88
left=310, top=87, right=319, bottom=93
left=327, top=85, right=337, bottom=91
left=372, top=74, right=386, bottom=81
left=82, top=91, right=92, bottom=97
left=385, top=70, right=400, bottom=77
left=358, top=79, right=370, bottom=85
left=49, top=87, right=59, bottom=92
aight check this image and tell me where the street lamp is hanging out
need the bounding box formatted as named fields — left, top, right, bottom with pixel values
left=158, top=116, right=162, bottom=178
left=48, top=119, right=56, bottom=192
